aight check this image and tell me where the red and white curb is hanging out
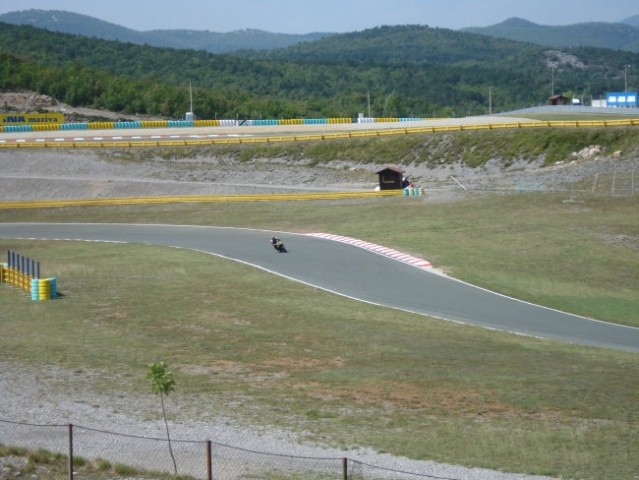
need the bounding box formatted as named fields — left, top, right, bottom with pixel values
left=306, top=233, right=432, bottom=270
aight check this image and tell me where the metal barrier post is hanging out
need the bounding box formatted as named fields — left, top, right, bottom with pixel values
left=68, top=423, right=74, bottom=480
left=206, top=440, right=212, bottom=480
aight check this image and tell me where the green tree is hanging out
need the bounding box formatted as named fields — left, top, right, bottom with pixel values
left=147, top=361, right=177, bottom=475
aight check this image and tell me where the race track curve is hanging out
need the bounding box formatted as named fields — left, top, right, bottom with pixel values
left=2, top=222, right=638, bottom=353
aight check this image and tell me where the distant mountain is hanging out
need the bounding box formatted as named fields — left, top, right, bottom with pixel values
left=624, top=15, right=639, bottom=28
left=0, top=9, right=333, bottom=53
left=0, top=9, right=149, bottom=42
left=463, top=17, right=639, bottom=52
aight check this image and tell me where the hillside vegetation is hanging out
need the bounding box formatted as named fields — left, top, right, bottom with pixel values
left=1, top=22, right=638, bottom=119
left=121, top=127, right=639, bottom=170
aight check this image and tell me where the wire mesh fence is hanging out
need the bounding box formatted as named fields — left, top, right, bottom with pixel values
left=0, top=418, right=457, bottom=480
left=419, top=159, right=638, bottom=197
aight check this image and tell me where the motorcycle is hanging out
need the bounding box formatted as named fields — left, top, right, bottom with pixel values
left=272, top=238, right=287, bottom=253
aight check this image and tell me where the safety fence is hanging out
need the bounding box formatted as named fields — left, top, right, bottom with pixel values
left=1, top=250, right=57, bottom=300
left=436, top=159, right=638, bottom=197
left=2, top=117, right=639, bottom=150
left=4, top=109, right=638, bottom=135
left=0, top=116, right=412, bottom=133
left=0, top=419, right=457, bottom=480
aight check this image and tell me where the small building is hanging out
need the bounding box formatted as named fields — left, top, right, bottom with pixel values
left=548, top=95, right=569, bottom=106
left=376, top=166, right=406, bottom=190
left=606, top=92, right=638, bottom=108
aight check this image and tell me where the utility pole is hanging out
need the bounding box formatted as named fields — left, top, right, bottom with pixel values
left=624, top=65, right=631, bottom=92
left=488, top=86, right=493, bottom=115
left=551, top=66, right=556, bottom=95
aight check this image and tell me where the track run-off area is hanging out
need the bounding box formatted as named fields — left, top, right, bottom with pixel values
left=1, top=222, right=638, bottom=353
left=2, top=115, right=639, bottom=353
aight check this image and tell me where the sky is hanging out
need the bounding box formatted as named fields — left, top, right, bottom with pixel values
left=0, top=0, right=638, bottom=34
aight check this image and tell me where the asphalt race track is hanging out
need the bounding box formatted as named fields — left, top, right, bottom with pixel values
left=2, top=222, right=638, bottom=353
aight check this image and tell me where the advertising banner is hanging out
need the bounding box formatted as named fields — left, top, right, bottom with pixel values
left=0, top=113, right=65, bottom=126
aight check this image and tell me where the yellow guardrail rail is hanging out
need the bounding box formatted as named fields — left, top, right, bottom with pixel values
left=0, top=190, right=402, bottom=210
left=2, top=118, right=638, bottom=150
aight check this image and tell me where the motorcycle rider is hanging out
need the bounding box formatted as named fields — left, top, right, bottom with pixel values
left=271, top=236, right=285, bottom=252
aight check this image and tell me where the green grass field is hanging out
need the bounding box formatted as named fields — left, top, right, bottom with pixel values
left=1, top=192, right=638, bottom=479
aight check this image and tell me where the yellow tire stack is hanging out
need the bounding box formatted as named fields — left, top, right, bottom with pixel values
left=29, top=277, right=57, bottom=300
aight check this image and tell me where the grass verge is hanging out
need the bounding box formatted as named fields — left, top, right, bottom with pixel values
left=1, top=192, right=638, bottom=479
left=0, top=444, right=195, bottom=480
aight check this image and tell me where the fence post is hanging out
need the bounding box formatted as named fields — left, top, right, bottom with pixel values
left=206, top=440, right=212, bottom=480
left=342, top=457, right=348, bottom=480
left=68, top=423, right=74, bottom=480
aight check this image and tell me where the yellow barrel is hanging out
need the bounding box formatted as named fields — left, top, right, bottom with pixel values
left=38, top=278, right=51, bottom=301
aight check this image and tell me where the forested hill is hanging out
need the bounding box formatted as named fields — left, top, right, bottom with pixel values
left=250, top=25, right=540, bottom=65
left=1, top=22, right=638, bottom=120
left=0, top=9, right=332, bottom=53
left=463, top=17, right=639, bottom=53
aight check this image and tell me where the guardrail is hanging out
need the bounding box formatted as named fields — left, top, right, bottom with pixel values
left=2, top=117, right=639, bottom=150
left=509, top=105, right=639, bottom=116
left=0, top=190, right=402, bottom=210
left=0, top=117, right=358, bottom=134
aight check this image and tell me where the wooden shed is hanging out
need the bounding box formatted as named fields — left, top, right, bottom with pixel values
left=376, top=166, right=406, bottom=190
left=548, top=94, right=569, bottom=106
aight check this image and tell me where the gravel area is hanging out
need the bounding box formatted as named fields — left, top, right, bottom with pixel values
left=0, top=361, right=556, bottom=480
left=2, top=122, right=638, bottom=202
left=0, top=148, right=383, bottom=200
